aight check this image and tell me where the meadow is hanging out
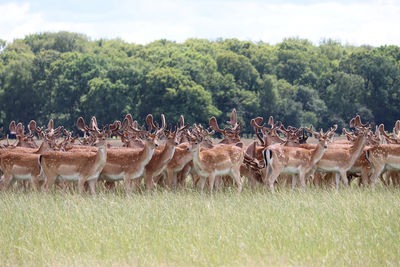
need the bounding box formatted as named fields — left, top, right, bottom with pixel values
left=1, top=186, right=399, bottom=266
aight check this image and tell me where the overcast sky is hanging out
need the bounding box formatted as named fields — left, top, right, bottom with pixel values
left=1, top=0, right=399, bottom=46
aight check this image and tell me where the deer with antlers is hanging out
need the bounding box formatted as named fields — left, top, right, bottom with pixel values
left=108, top=114, right=145, bottom=149
left=159, top=116, right=195, bottom=189
left=8, top=121, right=39, bottom=148
left=310, top=125, right=370, bottom=190
left=366, top=122, right=400, bottom=189
left=39, top=118, right=109, bottom=194
left=263, top=127, right=333, bottom=192
left=98, top=114, right=160, bottom=193
left=0, top=143, right=50, bottom=191
left=190, top=125, right=244, bottom=193
left=142, top=114, right=187, bottom=191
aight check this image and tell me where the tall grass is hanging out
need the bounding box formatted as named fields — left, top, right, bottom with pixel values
left=0, top=188, right=399, bottom=266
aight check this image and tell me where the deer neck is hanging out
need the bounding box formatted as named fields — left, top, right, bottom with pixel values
left=34, top=142, right=49, bottom=154
left=182, top=149, right=194, bottom=164
left=139, top=143, right=156, bottom=165
left=310, top=142, right=327, bottom=165
left=348, top=134, right=367, bottom=162
left=95, top=144, right=107, bottom=167
left=157, top=141, right=176, bottom=165
left=193, top=145, right=202, bottom=168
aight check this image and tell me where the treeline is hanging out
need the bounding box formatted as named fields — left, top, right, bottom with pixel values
left=0, top=31, right=400, bottom=134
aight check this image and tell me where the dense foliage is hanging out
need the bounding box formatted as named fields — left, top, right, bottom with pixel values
left=1, top=32, right=399, bottom=133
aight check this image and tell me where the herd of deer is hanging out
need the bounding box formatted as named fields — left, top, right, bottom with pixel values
left=0, top=109, right=399, bottom=194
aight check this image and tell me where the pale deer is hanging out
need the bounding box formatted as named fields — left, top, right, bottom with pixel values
left=366, top=143, right=400, bottom=189
left=164, top=141, right=192, bottom=190
left=0, top=141, right=50, bottom=191
left=311, top=127, right=369, bottom=190
left=143, top=123, right=183, bottom=191
left=263, top=128, right=332, bottom=192
left=190, top=126, right=244, bottom=193
left=99, top=131, right=159, bottom=194
left=40, top=126, right=108, bottom=194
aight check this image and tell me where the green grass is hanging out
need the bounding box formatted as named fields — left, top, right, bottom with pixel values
left=1, top=187, right=400, bottom=266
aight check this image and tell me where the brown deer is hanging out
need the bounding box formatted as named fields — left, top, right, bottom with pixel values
left=40, top=123, right=109, bottom=194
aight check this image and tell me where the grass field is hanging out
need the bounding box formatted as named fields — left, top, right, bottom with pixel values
left=1, top=187, right=400, bottom=266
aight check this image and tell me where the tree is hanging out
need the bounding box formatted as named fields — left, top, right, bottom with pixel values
left=136, top=67, right=220, bottom=125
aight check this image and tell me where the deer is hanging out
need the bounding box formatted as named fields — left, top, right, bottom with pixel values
left=240, top=140, right=264, bottom=188
left=142, top=114, right=187, bottom=191
left=252, top=116, right=315, bottom=189
left=0, top=140, right=51, bottom=191
left=39, top=121, right=109, bottom=194
left=190, top=125, right=244, bottom=194
left=366, top=122, right=400, bottom=189
left=158, top=116, right=193, bottom=190
left=108, top=114, right=145, bottom=149
left=8, top=121, right=38, bottom=148
left=98, top=114, right=160, bottom=194
left=263, top=127, right=333, bottom=192
left=310, top=126, right=370, bottom=190
left=209, top=109, right=242, bottom=145
left=315, top=116, right=374, bottom=188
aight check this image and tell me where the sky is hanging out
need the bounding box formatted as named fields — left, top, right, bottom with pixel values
left=0, top=0, right=399, bottom=46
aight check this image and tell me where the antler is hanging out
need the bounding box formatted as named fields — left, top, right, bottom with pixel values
left=146, top=114, right=157, bottom=131
left=16, top=123, right=24, bottom=136
left=209, top=117, right=225, bottom=134
left=28, top=120, right=43, bottom=135
left=9, top=121, right=16, bottom=135
left=90, top=116, right=100, bottom=132
left=226, top=109, right=239, bottom=131
left=77, top=117, right=90, bottom=132
left=47, top=119, right=54, bottom=132
left=250, top=118, right=265, bottom=146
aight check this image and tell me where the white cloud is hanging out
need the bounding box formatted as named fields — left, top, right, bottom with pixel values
left=1, top=0, right=400, bottom=46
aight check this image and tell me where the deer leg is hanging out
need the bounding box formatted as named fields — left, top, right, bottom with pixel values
left=334, top=173, right=340, bottom=191
left=340, top=170, right=349, bottom=187
left=266, top=167, right=282, bottom=193
left=134, top=177, right=142, bottom=192
left=178, top=165, right=191, bottom=187
left=1, top=173, right=12, bottom=191
left=208, top=173, right=216, bottom=194
left=77, top=178, right=86, bottom=195
left=291, top=174, right=298, bottom=190
left=192, top=174, right=200, bottom=188
left=379, top=171, right=388, bottom=186
left=144, top=173, right=155, bottom=192
left=233, top=168, right=242, bottom=193
left=125, top=176, right=133, bottom=194
left=166, top=169, right=175, bottom=190
left=104, top=181, right=116, bottom=191
left=247, top=175, right=257, bottom=189
left=386, top=171, right=394, bottom=186
left=214, top=176, right=222, bottom=191
left=199, top=176, right=206, bottom=194
left=31, top=176, right=40, bottom=192
left=299, top=171, right=307, bottom=189
left=393, top=172, right=400, bottom=187
left=370, top=165, right=384, bottom=189
left=88, top=179, right=97, bottom=195
left=43, top=174, right=57, bottom=192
